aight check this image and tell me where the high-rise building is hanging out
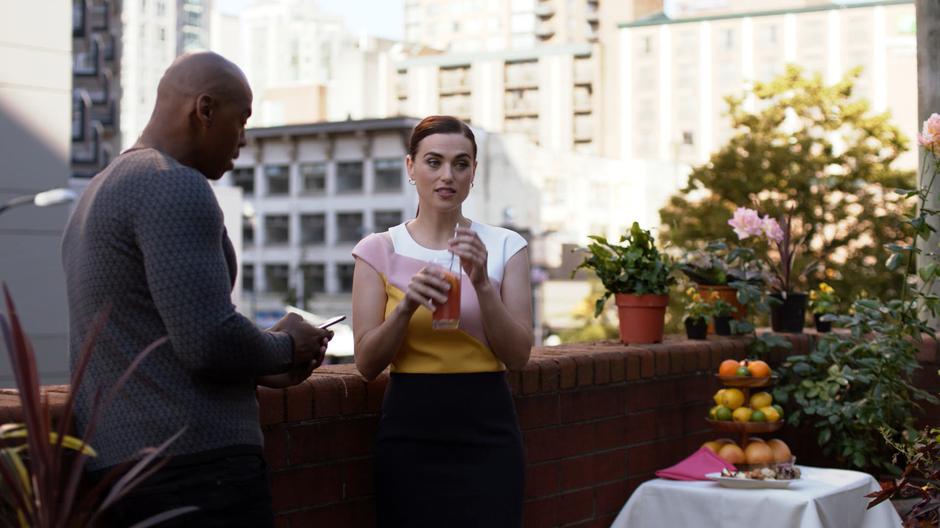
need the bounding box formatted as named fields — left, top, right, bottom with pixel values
left=72, top=0, right=122, bottom=179
left=119, top=0, right=212, bottom=150
left=2, top=1, right=73, bottom=384
left=402, top=0, right=650, bottom=52
left=393, top=44, right=604, bottom=155
left=617, top=0, right=918, bottom=168
left=239, top=0, right=346, bottom=125
left=178, top=0, right=211, bottom=54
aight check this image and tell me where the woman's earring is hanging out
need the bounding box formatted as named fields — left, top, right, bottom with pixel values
left=408, top=178, right=416, bottom=185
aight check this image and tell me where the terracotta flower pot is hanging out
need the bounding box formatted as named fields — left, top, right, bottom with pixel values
left=614, top=293, right=669, bottom=344
left=695, top=284, right=745, bottom=319
left=696, top=284, right=745, bottom=334
left=685, top=317, right=707, bottom=340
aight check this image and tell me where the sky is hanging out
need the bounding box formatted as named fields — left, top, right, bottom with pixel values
left=216, top=0, right=404, bottom=41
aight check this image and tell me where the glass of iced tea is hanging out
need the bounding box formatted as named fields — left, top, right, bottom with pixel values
left=430, top=254, right=461, bottom=330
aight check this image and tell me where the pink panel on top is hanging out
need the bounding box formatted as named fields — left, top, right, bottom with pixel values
left=352, top=233, right=497, bottom=349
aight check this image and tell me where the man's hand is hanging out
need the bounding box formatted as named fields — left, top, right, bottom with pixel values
left=269, top=313, right=332, bottom=367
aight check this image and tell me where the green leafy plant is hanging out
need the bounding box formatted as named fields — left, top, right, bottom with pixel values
left=683, top=287, right=733, bottom=322
left=773, top=325, right=935, bottom=473
left=0, top=285, right=196, bottom=527
left=678, top=241, right=765, bottom=286
left=809, top=282, right=840, bottom=315
left=726, top=280, right=792, bottom=357
left=776, top=113, right=940, bottom=475
left=574, top=222, right=676, bottom=317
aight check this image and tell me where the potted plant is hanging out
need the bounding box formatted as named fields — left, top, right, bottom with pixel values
left=678, top=241, right=763, bottom=323
left=0, top=287, right=195, bottom=526
left=575, top=222, right=676, bottom=344
left=683, top=287, right=711, bottom=339
left=711, top=297, right=735, bottom=336
left=728, top=206, right=816, bottom=333
left=808, top=282, right=839, bottom=332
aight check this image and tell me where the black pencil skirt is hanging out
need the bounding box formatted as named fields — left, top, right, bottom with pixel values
left=375, top=371, right=525, bottom=528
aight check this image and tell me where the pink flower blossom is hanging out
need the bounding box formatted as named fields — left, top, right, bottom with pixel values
left=761, top=215, right=784, bottom=243
left=728, top=207, right=763, bottom=240
left=918, top=113, right=940, bottom=150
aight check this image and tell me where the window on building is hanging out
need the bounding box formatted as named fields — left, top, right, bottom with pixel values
left=264, top=264, right=290, bottom=294
left=723, top=29, right=735, bottom=50
left=336, top=161, right=363, bottom=192
left=374, top=210, right=403, bottom=233
left=300, top=162, right=327, bottom=194
left=682, top=131, right=694, bottom=145
left=243, top=216, right=254, bottom=245
left=336, top=263, right=355, bottom=292
left=230, top=167, right=254, bottom=196
left=336, top=212, right=364, bottom=243
left=765, top=25, right=777, bottom=44
left=242, top=264, right=254, bottom=292
left=265, top=165, right=290, bottom=195
left=642, top=35, right=652, bottom=54
left=264, top=215, right=289, bottom=245
left=374, top=158, right=403, bottom=192
left=300, top=213, right=326, bottom=245
left=301, top=263, right=326, bottom=295
left=158, top=27, right=166, bottom=42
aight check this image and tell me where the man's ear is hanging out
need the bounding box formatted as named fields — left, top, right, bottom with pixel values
left=195, top=94, right=214, bottom=127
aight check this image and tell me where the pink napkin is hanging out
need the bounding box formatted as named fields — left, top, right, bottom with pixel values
left=655, top=447, right=737, bottom=481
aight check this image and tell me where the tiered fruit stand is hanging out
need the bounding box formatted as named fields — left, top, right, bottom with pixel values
left=705, top=375, right=782, bottom=448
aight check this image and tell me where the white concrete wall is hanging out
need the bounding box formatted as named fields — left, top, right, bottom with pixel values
left=0, top=1, right=72, bottom=385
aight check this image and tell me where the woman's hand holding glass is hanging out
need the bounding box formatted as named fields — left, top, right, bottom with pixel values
left=404, top=262, right=454, bottom=314
left=448, top=226, right=489, bottom=288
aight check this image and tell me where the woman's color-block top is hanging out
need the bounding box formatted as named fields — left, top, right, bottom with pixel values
left=352, top=221, right=528, bottom=374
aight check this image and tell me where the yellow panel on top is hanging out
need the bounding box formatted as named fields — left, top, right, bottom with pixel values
left=384, top=281, right=505, bottom=374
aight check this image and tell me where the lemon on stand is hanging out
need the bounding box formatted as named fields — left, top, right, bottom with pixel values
left=713, top=389, right=727, bottom=406
left=759, top=406, right=781, bottom=423
left=732, top=407, right=752, bottom=422
left=720, top=388, right=745, bottom=410
left=749, top=391, right=773, bottom=409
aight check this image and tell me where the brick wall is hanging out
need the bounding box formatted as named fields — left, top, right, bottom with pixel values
left=1, top=333, right=937, bottom=527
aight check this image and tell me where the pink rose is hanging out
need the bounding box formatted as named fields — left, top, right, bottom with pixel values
left=728, top=207, right=763, bottom=240
left=918, top=113, right=940, bottom=150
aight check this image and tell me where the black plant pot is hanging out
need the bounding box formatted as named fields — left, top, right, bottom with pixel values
left=769, top=292, right=808, bottom=333
left=814, top=313, right=832, bottom=333
left=713, top=316, right=732, bottom=336
left=685, top=317, right=708, bottom=340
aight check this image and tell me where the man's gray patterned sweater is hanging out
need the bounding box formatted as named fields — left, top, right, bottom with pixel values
left=62, top=148, right=293, bottom=472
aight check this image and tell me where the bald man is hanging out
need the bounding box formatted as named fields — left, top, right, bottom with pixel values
left=62, top=52, right=329, bottom=526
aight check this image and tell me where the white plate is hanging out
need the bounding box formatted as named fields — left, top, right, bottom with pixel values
left=705, top=472, right=794, bottom=489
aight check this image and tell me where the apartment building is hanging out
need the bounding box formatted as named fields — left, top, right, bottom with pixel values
left=394, top=44, right=603, bottom=155
left=618, top=0, right=918, bottom=168
left=119, top=0, right=211, bottom=152
left=72, top=0, right=122, bottom=179
left=403, top=0, right=649, bottom=52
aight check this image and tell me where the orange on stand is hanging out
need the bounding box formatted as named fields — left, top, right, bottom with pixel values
left=718, top=359, right=740, bottom=377
left=748, top=360, right=772, bottom=377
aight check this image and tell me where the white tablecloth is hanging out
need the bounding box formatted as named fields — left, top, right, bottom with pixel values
left=611, top=466, right=901, bottom=528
